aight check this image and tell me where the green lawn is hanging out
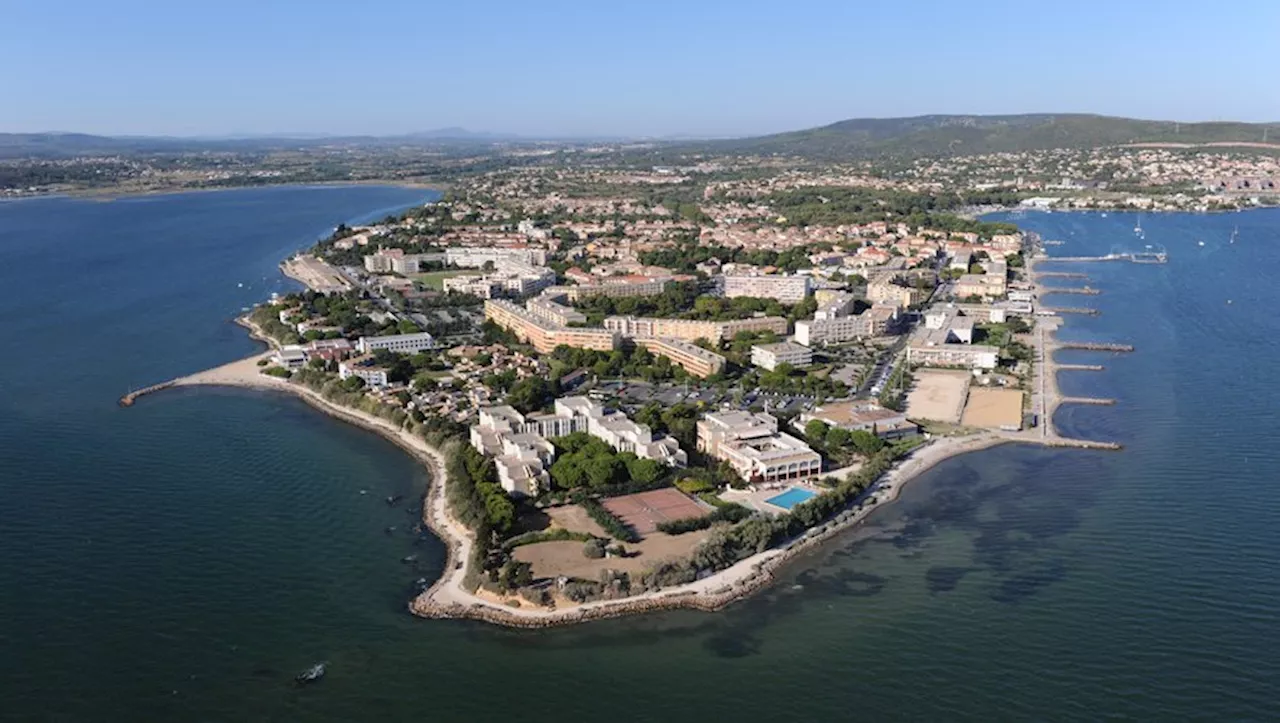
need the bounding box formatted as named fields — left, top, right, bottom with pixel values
left=411, top=269, right=478, bottom=290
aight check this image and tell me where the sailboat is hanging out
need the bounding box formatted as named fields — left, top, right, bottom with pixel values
left=1230, top=225, right=1238, bottom=244
left=1134, top=216, right=1143, bottom=235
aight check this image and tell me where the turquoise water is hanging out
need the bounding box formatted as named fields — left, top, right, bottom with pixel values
left=2, top=193, right=1279, bottom=721
left=765, top=487, right=818, bottom=510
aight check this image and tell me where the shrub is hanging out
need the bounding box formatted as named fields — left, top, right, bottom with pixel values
left=656, top=503, right=753, bottom=535
left=580, top=498, right=640, bottom=543
left=583, top=538, right=606, bottom=559
left=675, top=477, right=715, bottom=495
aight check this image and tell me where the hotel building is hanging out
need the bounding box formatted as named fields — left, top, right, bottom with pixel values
left=696, top=411, right=822, bottom=486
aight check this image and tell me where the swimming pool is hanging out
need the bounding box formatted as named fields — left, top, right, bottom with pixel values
left=764, top=487, right=818, bottom=510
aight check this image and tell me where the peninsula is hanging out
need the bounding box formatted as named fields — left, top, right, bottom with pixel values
left=116, top=141, right=1186, bottom=627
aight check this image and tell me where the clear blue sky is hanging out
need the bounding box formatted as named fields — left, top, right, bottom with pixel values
left=3, top=0, right=1278, bottom=138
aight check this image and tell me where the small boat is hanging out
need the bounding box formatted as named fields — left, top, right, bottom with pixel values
left=1198, top=241, right=1205, bottom=247
left=1231, top=226, right=1238, bottom=244
left=385, top=494, right=404, bottom=506
left=401, top=554, right=418, bottom=564
left=295, top=663, right=326, bottom=685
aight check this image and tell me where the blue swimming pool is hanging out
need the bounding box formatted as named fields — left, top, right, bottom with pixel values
left=764, top=487, right=817, bottom=510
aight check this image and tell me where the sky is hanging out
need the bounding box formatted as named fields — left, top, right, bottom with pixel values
left=3, top=0, right=1279, bottom=139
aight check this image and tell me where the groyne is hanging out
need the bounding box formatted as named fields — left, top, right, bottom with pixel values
left=1058, top=342, right=1135, bottom=352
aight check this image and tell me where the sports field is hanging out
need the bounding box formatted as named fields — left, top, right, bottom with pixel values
left=905, top=370, right=970, bottom=423
left=601, top=489, right=707, bottom=535
left=411, top=269, right=477, bottom=290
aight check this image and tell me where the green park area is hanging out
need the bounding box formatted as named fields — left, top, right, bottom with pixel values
left=412, top=269, right=478, bottom=290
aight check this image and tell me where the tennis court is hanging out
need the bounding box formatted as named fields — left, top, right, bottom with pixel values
left=601, top=488, right=707, bottom=535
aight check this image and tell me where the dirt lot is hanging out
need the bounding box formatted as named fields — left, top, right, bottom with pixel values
left=512, top=529, right=711, bottom=580
left=906, top=369, right=971, bottom=423
left=961, top=387, right=1024, bottom=429
left=601, top=489, right=707, bottom=535
left=546, top=505, right=608, bottom=537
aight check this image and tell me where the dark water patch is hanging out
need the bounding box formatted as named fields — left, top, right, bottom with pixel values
left=988, top=558, right=1070, bottom=605
left=926, top=566, right=978, bottom=594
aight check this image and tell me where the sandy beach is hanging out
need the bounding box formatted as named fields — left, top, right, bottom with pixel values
left=126, top=346, right=1054, bottom=628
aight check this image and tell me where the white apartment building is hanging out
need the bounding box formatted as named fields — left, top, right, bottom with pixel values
left=356, top=332, right=437, bottom=354
left=525, top=294, right=587, bottom=327
left=338, top=355, right=390, bottom=388
left=794, top=315, right=871, bottom=346
left=696, top=411, right=822, bottom=486
left=470, top=397, right=687, bottom=496
left=723, top=273, right=811, bottom=303
left=445, top=246, right=547, bottom=268
left=751, top=341, right=813, bottom=371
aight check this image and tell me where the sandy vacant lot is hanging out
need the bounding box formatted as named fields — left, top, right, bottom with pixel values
left=513, top=529, right=710, bottom=580
left=961, top=387, right=1025, bottom=429
left=906, top=370, right=971, bottom=423
left=546, top=505, right=608, bottom=537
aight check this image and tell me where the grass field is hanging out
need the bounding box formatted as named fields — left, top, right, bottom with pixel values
left=411, top=269, right=477, bottom=290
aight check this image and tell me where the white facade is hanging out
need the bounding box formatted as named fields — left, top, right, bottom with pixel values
left=338, top=356, right=390, bottom=388
left=469, top=396, right=687, bottom=496
left=723, top=274, right=811, bottom=303
left=445, top=246, right=546, bottom=268
left=696, top=411, right=822, bottom=486
left=357, top=332, right=437, bottom=354
left=751, top=342, right=813, bottom=371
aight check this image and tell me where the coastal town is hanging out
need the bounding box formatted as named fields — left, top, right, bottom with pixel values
left=119, top=148, right=1170, bottom=625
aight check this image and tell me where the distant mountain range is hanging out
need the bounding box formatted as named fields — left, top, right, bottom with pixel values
left=4, top=115, right=1279, bottom=160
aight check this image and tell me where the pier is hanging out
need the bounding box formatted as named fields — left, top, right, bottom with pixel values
left=1057, top=342, right=1134, bottom=352
left=1039, top=252, right=1168, bottom=264
left=1060, top=397, right=1116, bottom=406
left=1039, top=286, right=1101, bottom=296
left=119, top=381, right=176, bottom=406
left=1043, top=307, right=1101, bottom=316
left=1036, top=271, right=1089, bottom=279
left=1057, top=364, right=1105, bottom=371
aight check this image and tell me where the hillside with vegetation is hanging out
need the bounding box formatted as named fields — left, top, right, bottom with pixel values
left=690, top=114, right=1280, bottom=159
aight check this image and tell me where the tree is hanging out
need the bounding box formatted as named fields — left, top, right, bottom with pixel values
left=849, top=429, right=885, bottom=457
left=585, top=455, right=625, bottom=488
left=507, top=377, right=552, bottom=414
left=826, top=426, right=852, bottom=450
left=550, top=455, right=587, bottom=490
left=341, top=375, right=366, bottom=392
left=626, top=457, right=663, bottom=486
left=805, top=419, right=829, bottom=445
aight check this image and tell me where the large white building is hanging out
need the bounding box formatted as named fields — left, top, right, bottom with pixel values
left=907, top=307, right=998, bottom=370
left=525, top=294, right=587, bottom=327
left=356, top=332, right=437, bottom=354
left=470, top=397, right=687, bottom=496
left=442, top=259, right=556, bottom=299
left=696, top=411, right=822, bottom=486
left=751, top=341, right=813, bottom=371
left=723, top=273, right=811, bottom=303
left=445, top=246, right=547, bottom=268
left=338, top=355, right=390, bottom=388
left=795, top=304, right=899, bottom=346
